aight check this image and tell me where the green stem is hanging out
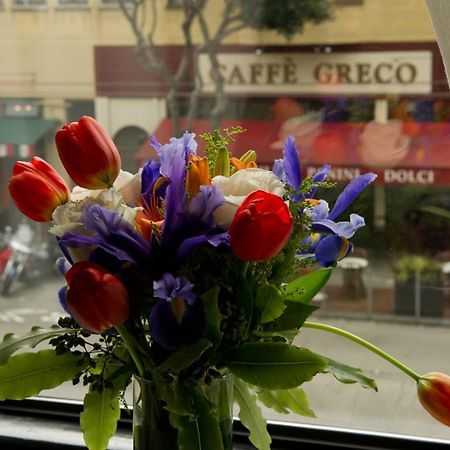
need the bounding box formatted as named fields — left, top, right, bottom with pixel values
left=303, top=321, right=421, bottom=381
left=115, top=325, right=148, bottom=378
left=242, top=261, right=249, bottom=279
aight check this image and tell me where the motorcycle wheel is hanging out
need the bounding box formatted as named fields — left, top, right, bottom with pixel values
left=1, top=263, right=18, bottom=296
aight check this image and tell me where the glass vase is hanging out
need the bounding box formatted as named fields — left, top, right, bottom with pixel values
left=133, top=373, right=233, bottom=450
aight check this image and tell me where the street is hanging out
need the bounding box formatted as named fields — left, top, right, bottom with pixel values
left=0, top=277, right=449, bottom=442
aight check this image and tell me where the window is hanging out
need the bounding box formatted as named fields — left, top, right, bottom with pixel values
left=54, top=0, right=90, bottom=9
left=166, top=0, right=183, bottom=8
left=336, top=0, right=363, bottom=5
left=98, top=0, right=131, bottom=9
left=1, top=0, right=450, bottom=448
left=12, top=0, right=46, bottom=9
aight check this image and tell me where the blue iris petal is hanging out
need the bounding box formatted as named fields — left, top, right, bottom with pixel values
left=55, top=257, right=71, bottom=276
left=58, top=285, right=71, bottom=315
left=328, top=173, right=377, bottom=220
left=153, top=273, right=197, bottom=305
left=312, top=214, right=366, bottom=239
left=159, top=133, right=197, bottom=246
left=310, top=164, right=331, bottom=198
left=177, top=231, right=229, bottom=262
left=187, top=185, right=224, bottom=230
left=150, top=273, right=205, bottom=350
left=141, top=159, right=161, bottom=196
left=283, top=136, right=302, bottom=193
left=314, top=235, right=352, bottom=267
left=59, top=204, right=152, bottom=267
left=308, top=200, right=330, bottom=221
left=149, top=298, right=206, bottom=351
left=272, top=159, right=285, bottom=181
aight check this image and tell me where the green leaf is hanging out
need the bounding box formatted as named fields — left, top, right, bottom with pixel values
left=158, top=339, right=212, bottom=372
left=229, top=343, right=327, bottom=389
left=170, top=386, right=225, bottom=450
left=269, top=301, right=317, bottom=331
left=0, top=325, right=77, bottom=365
left=0, top=350, right=88, bottom=400
left=283, top=269, right=332, bottom=304
left=325, top=358, right=377, bottom=391
left=201, top=287, right=223, bottom=346
left=257, top=387, right=315, bottom=417
left=81, top=387, right=121, bottom=450
left=255, top=283, right=286, bottom=324
left=234, top=377, right=271, bottom=450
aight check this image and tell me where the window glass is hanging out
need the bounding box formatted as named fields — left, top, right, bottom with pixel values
left=54, top=0, right=89, bottom=9
left=12, top=0, right=46, bottom=9
left=1, top=0, right=450, bottom=442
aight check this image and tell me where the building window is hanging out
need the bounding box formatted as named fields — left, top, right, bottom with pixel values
left=167, top=0, right=183, bottom=8
left=12, top=0, right=47, bottom=8
left=54, top=0, right=90, bottom=9
left=98, top=0, right=132, bottom=8
left=335, top=0, right=363, bottom=5
left=3, top=100, right=40, bottom=118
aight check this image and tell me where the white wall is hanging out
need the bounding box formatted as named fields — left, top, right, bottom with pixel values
left=94, top=97, right=166, bottom=137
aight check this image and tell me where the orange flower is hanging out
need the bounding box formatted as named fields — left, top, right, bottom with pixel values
left=186, top=155, right=210, bottom=197
left=230, top=157, right=258, bottom=173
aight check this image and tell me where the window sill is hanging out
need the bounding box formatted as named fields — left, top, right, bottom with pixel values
left=0, top=398, right=449, bottom=450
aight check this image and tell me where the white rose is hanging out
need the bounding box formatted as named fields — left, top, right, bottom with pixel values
left=70, top=169, right=142, bottom=206
left=212, top=168, right=285, bottom=229
left=51, top=169, right=141, bottom=235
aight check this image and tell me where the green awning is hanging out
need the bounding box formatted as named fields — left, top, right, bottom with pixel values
left=0, top=117, right=60, bottom=145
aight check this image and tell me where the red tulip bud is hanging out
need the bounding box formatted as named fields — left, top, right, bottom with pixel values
left=229, top=190, right=294, bottom=261
left=65, top=261, right=129, bottom=333
left=55, top=116, right=121, bottom=189
left=8, top=157, right=70, bottom=222
left=417, top=372, right=450, bottom=427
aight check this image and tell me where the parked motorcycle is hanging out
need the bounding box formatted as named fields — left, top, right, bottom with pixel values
left=0, top=223, right=54, bottom=296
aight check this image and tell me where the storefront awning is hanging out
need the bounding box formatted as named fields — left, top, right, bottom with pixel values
left=136, top=118, right=450, bottom=186
left=0, top=117, right=60, bottom=158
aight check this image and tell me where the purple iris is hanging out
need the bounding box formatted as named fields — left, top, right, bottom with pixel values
left=149, top=273, right=206, bottom=351
left=58, top=204, right=152, bottom=268
left=308, top=173, right=377, bottom=238
left=311, top=234, right=353, bottom=267
left=273, top=136, right=330, bottom=201
left=148, top=133, right=227, bottom=266
left=302, top=173, right=376, bottom=266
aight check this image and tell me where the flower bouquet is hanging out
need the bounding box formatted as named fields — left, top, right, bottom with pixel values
left=2, top=116, right=450, bottom=450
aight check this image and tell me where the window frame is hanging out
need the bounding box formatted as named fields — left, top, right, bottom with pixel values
left=1, top=397, right=449, bottom=450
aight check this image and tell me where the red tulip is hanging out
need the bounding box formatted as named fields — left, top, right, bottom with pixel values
left=65, top=261, right=129, bottom=333
left=8, top=157, right=70, bottom=222
left=417, top=372, right=450, bottom=427
left=55, top=116, right=121, bottom=189
left=229, top=190, right=294, bottom=261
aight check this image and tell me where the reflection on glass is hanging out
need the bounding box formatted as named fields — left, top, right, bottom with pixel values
left=0, top=0, right=450, bottom=441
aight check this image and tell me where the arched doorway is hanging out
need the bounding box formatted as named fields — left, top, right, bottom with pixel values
left=113, top=126, right=149, bottom=173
